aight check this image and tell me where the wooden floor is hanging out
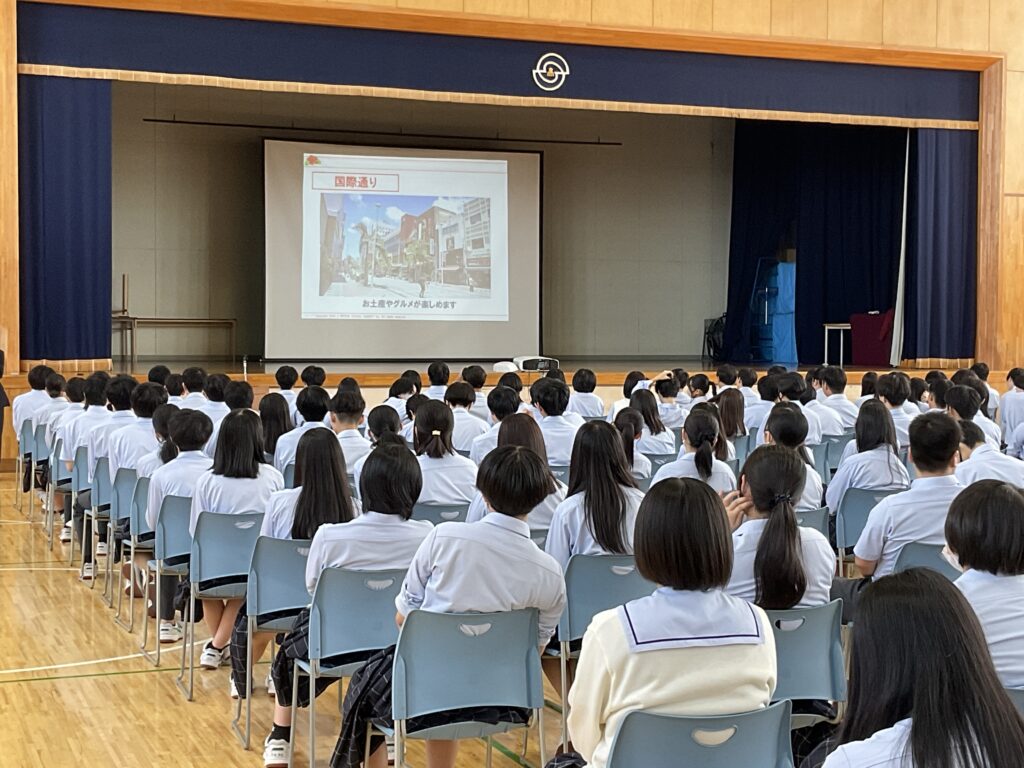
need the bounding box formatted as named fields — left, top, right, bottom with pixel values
left=0, top=471, right=560, bottom=768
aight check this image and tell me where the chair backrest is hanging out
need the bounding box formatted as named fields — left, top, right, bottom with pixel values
left=130, top=476, right=153, bottom=538
left=19, top=419, right=34, bottom=457
left=307, top=567, right=406, bottom=662
left=111, top=468, right=138, bottom=523
left=825, top=432, right=855, bottom=470
left=155, top=495, right=193, bottom=561
left=635, top=476, right=652, bottom=492
left=455, top=449, right=471, bottom=458
left=549, top=465, right=570, bottom=484
left=33, top=424, right=49, bottom=457
left=560, top=555, right=656, bottom=643
left=809, top=442, right=829, bottom=483
left=606, top=701, right=794, bottom=768
left=529, top=527, right=549, bottom=548
left=764, top=600, right=846, bottom=703
left=412, top=503, right=469, bottom=525
left=283, top=463, right=296, bottom=489
left=190, top=511, right=265, bottom=585
left=71, top=445, right=90, bottom=495
left=93, top=457, right=112, bottom=507
left=836, top=488, right=898, bottom=550
left=584, top=416, right=606, bottom=423
left=51, top=437, right=71, bottom=483
left=1006, top=687, right=1024, bottom=717
left=643, top=453, right=677, bottom=472
left=730, top=433, right=753, bottom=467
left=391, top=609, right=543, bottom=722
left=795, top=507, right=829, bottom=539
left=248, top=536, right=312, bottom=629
left=893, top=542, right=962, bottom=582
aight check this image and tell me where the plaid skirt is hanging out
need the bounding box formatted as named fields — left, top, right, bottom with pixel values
left=329, top=646, right=530, bottom=768
left=545, top=753, right=586, bottom=768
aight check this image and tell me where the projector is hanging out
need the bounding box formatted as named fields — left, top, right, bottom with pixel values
left=513, top=355, right=560, bottom=372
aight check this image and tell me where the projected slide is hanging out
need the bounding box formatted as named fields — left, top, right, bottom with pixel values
left=301, top=153, right=509, bottom=322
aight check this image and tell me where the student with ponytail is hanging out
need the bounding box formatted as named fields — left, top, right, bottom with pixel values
left=689, top=402, right=735, bottom=461
left=137, top=403, right=181, bottom=479
left=687, top=373, right=715, bottom=404
left=412, top=399, right=477, bottom=505
left=613, top=407, right=651, bottom=480
left=763, top=403, right=824, bottom=513
left=650, top=410, right=736, bottom=493
left=629, top=389, right=675, bottom=454
left=722, top=445, right=834, bottom=609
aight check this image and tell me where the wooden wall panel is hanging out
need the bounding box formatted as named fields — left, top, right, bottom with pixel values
left=1003, top=71, right=1024, bottom=194
left=465, top=0, right=527, bottom=16
left=996, top=197, right=1024, bottom=366
left=592, top=0, right=652, bottom=27
left=990, top=0, right=1024, bottom=72
left=936, top=0, right=989, bottom=51
left=975, top=59, right=1003, bottom=366
left=711, top=0, right=770, bottom=35
left=396, top=0, right=463, bottom=11
left=527, top=0, right=590, bottom=22
left=883, top=0, right=937, bottom=48
left=652, top=0, right=713, bottom=30
left=0, top=0, right=18, bottom=372
left=827, top=0, right=883, bottom=43
left=771, top=0, right=827, bottom=39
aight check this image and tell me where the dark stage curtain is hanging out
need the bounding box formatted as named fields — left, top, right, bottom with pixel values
left=903, top=129, right=978, bottom=361
left=18, top=75, right=112, bottom=360
left=723, top=121, right=906, bottom=364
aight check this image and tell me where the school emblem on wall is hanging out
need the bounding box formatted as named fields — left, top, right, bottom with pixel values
left=533, top=53, right=571, bottom=92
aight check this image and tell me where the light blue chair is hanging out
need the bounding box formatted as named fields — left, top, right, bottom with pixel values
left=45, top=436, right=73, bottom=551
left=730, top=433, right=754, bottom=467
left=584, top=416, right=606, bottom=423
left=283, top=463, right=297, bottom=489
left=643, top=453, right=677, bottom=474
left=68, top=446, right=90, bottom=567
left=795, top=507, right=830, bottom=539
left=455, top=449, right=471, bottom=458
left=115, top=475, right=151, bottom=632
left=549, top=465, right=570, bottom=485
left=372, top=609, right=548, bottom=768
left=529, top=528, right=549, bottom=549
left=726, top=458, right=740, bottom=477
left=606, top=700, right=794, bottom=768
left=764, top=600, right=846, bottom=729
left=142, top=494, right=192, bottom=667
left=232, top=536, right=312, bottom=749
left=102, top=468, right=138, bottom=607
left=412, top=502, right=469, bottom=525
left=557, top=555, right=657, bottom=750
left=809, top=442, right=829, bottom=484
left=824, top=432, right=855, bottom=473
left=1006, top=687, right=1024, bottom=716
left=292, top=567, right=406, bottom=767
left=835, top=488, right=899, bottom=571
left=634, top=475, right=652, bottom=492
left=893, top=543, right=961, bottom=582
left=15, top=418, right=35, bottom=515
left=178, top=510, right=264, bottom=701
left=84, top=457, right=113, bottom=592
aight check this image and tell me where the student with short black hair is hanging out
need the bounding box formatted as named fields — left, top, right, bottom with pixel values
left=646, top=373, right=686, bottom=429
left=413, top=399, right=478, bottom=505
left=762, top=403, right=823, bottom=513
left=329, top=390, right=371, bottom=468
left=203, top=380, right=256, bottom=457
left=179, top=366, right=208, bottom=410
left=261, top=441, right=433, bottom=767
left=908, top=377, right=928, bottom=414
left=164, top=373, right=185, bottom=404
left=821, top=569, right=1024, bottom=768
left=629, top=388, right=674, bottom=454
left=651, top=410, right=736, bottom=493
left=946, top=384, right=1001, bottom=449
left=424, top=360, right=450, bottom=400
left=189, top=410, right=284, bottom=669
left=46, top=375, right=85, bottom=451
left=557, top=479, right=776, bottom=768
left=350, top=404, right=404, bottom=493
left=716, top=364, right=738, bottom=389
left=744, top=374, right=777, bottom=433
left=803, top=370, right=846, bottom=438
left=736, top=367, right=759, bottom=407
left=198, top=373, right=231, bottom=425
left=259, top=393, right=294, bottom=461
left=755, top=372, right=823, bottom=448
left=400, top=369, right=423, bottom=395
left=817, top=365, right=857, bottom=430
left=272, top=386, right=328, bottom=473
left=469, top=385, right=522, bottom=465
left=613, top=407, right=652, bottom=480
left=382, top=377, right=416, bottom=425
left=399, top=393, right=429, bottom=443
left=460, top=364, right=490, bottom=421
left=971, top=361, right=1000, bottom=419
left=826, top=400, right=910, bottom=514
left=331, top=445, right=566, bottom=768
left=534, top=378, right=581, bottom=466
left=445, top=381, right=488, bottom=451
left=566, top=368, right=604, bottom=419
left=34, top=373, right=69, bottom=445
left=687, top=373, right=715, bottom=404
left=1001, top=367, right=1024, bottom=441
left=108, top=382, right=168, bottom=486
left=672, top=368, right=692, bottom=406
left=872, top=372, right=913, bottom=448
left=955, top=419, right=1024, bottom=485
left=300, top=365, right=326, bottom=387
left=274, top=365, right=300, bottom=414
left=945, top=480, right=1024, bottom=688
left=146, top=364, right=171, bottom=386
left=13, top=366, right=56, bottom=477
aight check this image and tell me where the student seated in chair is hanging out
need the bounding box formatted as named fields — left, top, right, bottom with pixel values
left=946, top=383, right=1001, bottom=450
left=273, top=365, right=299, bottom=414
left=614, top=407, right=651, bottom=481
left=650, top=410, right=736, bottom=494
left=566, top=368, right=604, bottom=420
left=460, top=364, right=491, bottom=421
left=413, top=400, right=478, bottom=505
left=761, top=403, right=824, bottom=514
left=272, top=386, right=329, bottom=474
left=445, top=382, right=488, bottom=452
left=329, top=390, right=372, bottom=469
left=827, top=400, right=910, bottom=515
left=955, top=420, right=1024, bottom=486
left=630, top=389, right=675, bottom=455
left=351, top=404, right=404, bottom=492
left=423, top=360, right=450, bottom=401
left=469, top=385, right=522, bottom=466
left=533, top=378, right=582, bottom=467
left=382, top=376, right=416, bottom=424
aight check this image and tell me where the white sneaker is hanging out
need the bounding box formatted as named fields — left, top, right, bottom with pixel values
left=263, top=736, right=290, bottom=768
left=95, top=541, right=108, bottom=557
left=230, top=677, right=240, bottom=700
left=199, top=641, right=227, bottom=669
left=64, top=519, right=73, bottom=528
left=159, top=622, right=182, bottom=644
left=266, top=673, right=276, bottom=698
left=59, top=528, right=72, bottom=543
left=80, top=563, right=94, bottom=581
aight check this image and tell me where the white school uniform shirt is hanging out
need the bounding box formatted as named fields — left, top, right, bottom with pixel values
left=636, top=426, right=675, bottom=455
left=12, top=388, right=51, bottom=440
left=304, top=512, right=434, bottom=595
left=826, top=445, right=910, bottom=513
left=48, top=402, right=83, bottom=447
left=451, top=407, right=489, bottom=451
left=606, top=397, right=630, bottom=423
left=798, top=464, right=825, bottom=512
left=955, top=570, right=1024, bottom=688
left=539, top=415, right=582, bottom=466
left=545, top=486, right=646, bottom=572
left=466, top=480, right=568, bottom=532
left=566, top=392, right=605, bottom=419
left=1001, top=389, right=1024, bottom=437
left=727, top=518, right=835, bottom=608
left=805, top=400, right=845, bottom=437
left=396, top=514, right=566, bottom=646
left=632, top=451, right=652, bottom=480
left=469, top=422, right=501, bottom=465
left=34, top=396, right=69, bottom=433
left=59, top=405, right=111, bottom=465
left=744, top=400, right=772, bottom=434
left=107, top=417, right=159, bottom=484
left=423, top=384, right=448, bottom=401
left=854, top=475, right=963, bottom=579
left=657, top=401, right=687, bottom=430
left=272, top=421, right=330, bottom=474
left=145, top=450, right=214, bottom=530
left=86, top=410, right=138, bottom=481
left=985, top=383, right=1001, bottom=419
left=382, top=395, right=411, bottom=424
left=399, top=421, right=415, bottom=443
left=336, top=428, right=372, bottom=471
left=166, top=395, right=184, bottom=405
left=973, top=412, right=1003, bottom=450
left=470, top=391, right=491, bottom=422
left=260, top=487, right=360, bottom=540
left=955, top=444, right=1024, bottom=486
left=416, top=452, right=478, bottom=505
left=822, top=719, right=913, bottom=768
left=757, top=400, right=822, bottom=447
left=178, top=392, right=208, bottom=411
left=888, top=406, right=912, bottom=448
left=651, top=452, right=737, bottom=494
left=135, top=448, right=164, bottom=480
left=1009, top=422, right=1024, bottom=459
left=739, top=386, right=760, bottom=407
left=855, top=394, right=873, bottom=408
left=197, top=400, right=231, bottom=426
left=188, top=464, right=285, bottom=536
left=277, top=389, right=298, bottom=412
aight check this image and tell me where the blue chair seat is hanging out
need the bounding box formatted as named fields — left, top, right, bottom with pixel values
left=147, top=558, right=189, bottom=577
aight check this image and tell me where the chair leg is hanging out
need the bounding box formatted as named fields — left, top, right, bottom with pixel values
left=560, top=642, right=569, bottom=752
left=485, top=737, right=493, bottom=768
left=80, top=512, right=91, bottom=579
left=101, top=523, right=114, bottom=605
left=14, top=455, right=22, bottom=511
left=176, top=587, right=195, bottom=701
left=27, top=462, right=35, bottom=519
left=288, top=661, right=300, bottom=768
left=309, top=666, right=317, bottom=767
left=538, top=707, right=548, bottom=766
left=141, top=565, right=160, bottom=666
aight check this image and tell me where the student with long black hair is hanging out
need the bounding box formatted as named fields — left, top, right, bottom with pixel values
left=351, top=404, right=403, bottom=492
left=716, top=387, right=747, bottom=440
left=413, top=399, right=477, bottom=504
left=607, top=370, right=647, bottom=422
left=189, top=410, right=284, bottom=670
left=826, top=400, right=910, bottom=514
left=629, top=388, right=674, bottom=454
left=545, top=421, right=645, bottom=572
left=722, top=445, right=834, bottom=609
left=763, top=403, right=824, bottom=513
left=613, top=407, right=652, bottom=480
left=651, top=410, right=736, bottom=493
left=854, top=371, right=878, bottom=407
left=817, top=569, right=1024, bottom=768
left=259, top=392, right=294, bottom=462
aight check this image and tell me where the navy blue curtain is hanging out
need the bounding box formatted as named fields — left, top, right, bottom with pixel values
left=723, top=121, right=905, bottom=363
left=903, top=129, right=977, bottom=361
left=18, top=75, right=112, bottom=360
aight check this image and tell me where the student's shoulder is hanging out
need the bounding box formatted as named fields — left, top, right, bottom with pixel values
left=260, top=463, right=286, bottom=482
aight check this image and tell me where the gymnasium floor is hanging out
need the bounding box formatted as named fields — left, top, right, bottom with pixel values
left=0, top=471, right=559, bottom=767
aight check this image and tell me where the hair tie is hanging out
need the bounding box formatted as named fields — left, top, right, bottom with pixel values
left=770, top=493, right=793, bottom=507
left=431, top=429, right=442, bottom=437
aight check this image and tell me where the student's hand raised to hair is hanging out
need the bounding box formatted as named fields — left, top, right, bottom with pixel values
left=651, top=370, right=674, bottom=382
left=720, top=490, right=753, bottom=532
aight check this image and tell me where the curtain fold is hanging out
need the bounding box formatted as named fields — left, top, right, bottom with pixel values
left=18, top=75, right=112, bottom=361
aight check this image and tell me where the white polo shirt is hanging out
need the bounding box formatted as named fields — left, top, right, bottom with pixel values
left=107, top=417, right=159, bottom=484
left=85, top=409, right=138, bottom=481
left=974, top=412, right=1003, bottom=450
left=34, top=396, right=70, bottom=438
left=47, top=402, right=83, bottom=448
left=135, top=448, right=164, bottom=480
left=656, top=402, right=687, bottom=430
left=197, top=400, right=231, bottom=426
left=1000, top=388, right=1024, bottom=437
left=727, top=518, right=835, bottom=608
left=632, top=452, right=652, bottom=480
left=805, top=400, right=845, bottom=437
left=336, top=428, right=372, bottom=471
left=423, top=384, right=448, bottom=401
left=396, top=514, right=567, bottom=647
left=637, top=426, right=675, bottom=455
left=146, top=450, right=214, bottom=530
left=822, top=719, right=912, bottom=768
left=189, top=463, right=285, bottom=535
left=566, top=392, right=605, bottom=419
left=12, top=388, right=51, bottom=440
left=955, top=444, right=1024, bottom=486
left=539, top=415, right=582, bottom=466
left=465, top=479, right=568, bottom=532
left=60, top=405, right=111, bottom=465
left=304, top=511, right=434, bottom=595
left=1009, top=422, right=1024, bottom=459
left=273, top=421, right=330, bottom=474
left=382, top=395, right=411, bottom=424
left=985, top=383, right=1001, bottom=419
left=955, top=570, right=1024, bottom=688
left=757, top=400, right=822, bottom=447
left=854, top=475, right=964, bottom=579
left=739, top=386, right=760, bottom=407
left=888, top=406, right=912, bottom=448
left=744, top=400, right=772, bottom=434
left=545, top=486, right=646, bottom=572
left=261, top=487, right=303, bottom=540
left=469, top=422, right=501, bottom=465
left=650, top=452, right=737, bottom=495
left=470, top=391, right=491, bottom=422
left=178, top=392, right=208, bottom=411
left=826, top=445, right=911, bottom=514
left=416, top=452, right=478, bottom=505
left=798, top=465, right=825, bottom=512
left=451, top=407, right=489, bottom=452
